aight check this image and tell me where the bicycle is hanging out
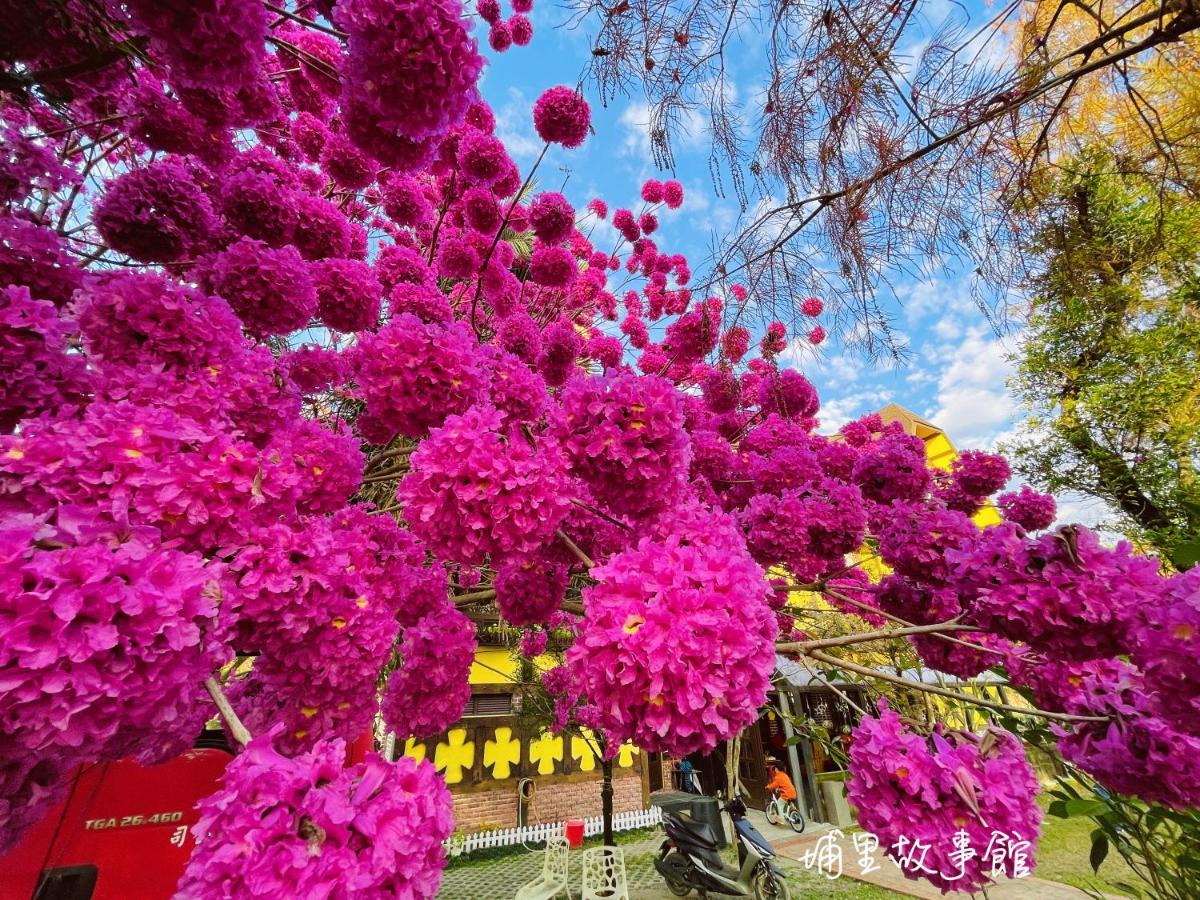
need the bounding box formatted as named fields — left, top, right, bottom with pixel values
left=764, top=790, right=806, bottom=833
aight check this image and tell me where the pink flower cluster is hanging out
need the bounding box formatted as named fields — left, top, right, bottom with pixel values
left=77, top=273, right=242, bottom=371
left=848, top=702, right=1042, bottom=894
left=312, top=257, right=383, bottom=333
left=383, top=606, right=476, bottom=740
left=399, top=405, right=572, bottom=565
left=495, top=554, right=571, bottom=626
left=519, top=629, right=549, bottom=657
left=740, top=480, right=866, bottom=581
left=997, top=485, right=1057, bottom=531
left=177, top=734, right=453, bottom=899
left=197, top=237, right=318, bottom=338
left=1060, top=711, right=1200, bottom=811
left=852, top=434, right=932, bottom=504
left=0, top=517, right=228, bottom=762
left=557, top=373, right=691, bottom=521
left=567, top=507, right=776, bottom=755
left=1129, top=567, right=1200, bottom=733
left=0, top=285, right=88, bottom=431
left=1026, top=657, right=1200, bottom=810
left=229, top=510, right=426, bottom=753
left=757, top=368, right=819, bottom=420
left=937, top=450, right=1011, bottom=513
left=877, top=502, right=978, bottom=587
left=123, top=0, right=269, bottom=94
left=951, top=524, right=1163, bottom=660
left=354, top=315, right=485, bottom=442
left=533, top=86, right=591, bottom=148
left=908, top=630, right=1012, bottom=680
left=336, top=0, right=484, bottom=167
left=94, top=157, right=218, bottom=263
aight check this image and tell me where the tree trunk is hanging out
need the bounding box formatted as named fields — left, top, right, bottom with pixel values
left=601, top=758, right=614, bottom=846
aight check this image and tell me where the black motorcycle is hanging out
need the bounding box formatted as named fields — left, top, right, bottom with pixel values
left=653, top=795, right=792, bottom=899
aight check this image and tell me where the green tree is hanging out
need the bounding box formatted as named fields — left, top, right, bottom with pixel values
left=1007, top=157, right=1200, bottom=569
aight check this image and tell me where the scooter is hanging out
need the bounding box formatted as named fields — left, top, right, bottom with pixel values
left=653, top=795, right=791, bottom=899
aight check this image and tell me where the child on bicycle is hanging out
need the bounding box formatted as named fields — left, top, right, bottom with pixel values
left=765, top=759, right=797, bottom=803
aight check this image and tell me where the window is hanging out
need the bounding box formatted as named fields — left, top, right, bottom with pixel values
left=463, top=693, right=514, bottom=717
left=35, top=866, right=98, bottom=900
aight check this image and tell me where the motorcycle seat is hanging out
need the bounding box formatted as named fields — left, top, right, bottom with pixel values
left=668, top=812, right=720, bottom=849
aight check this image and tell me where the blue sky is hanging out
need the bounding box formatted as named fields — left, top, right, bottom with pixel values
left=474, top=3, right=1109, bottom=528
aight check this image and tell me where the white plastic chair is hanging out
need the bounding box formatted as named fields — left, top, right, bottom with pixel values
left=580, top=846, right=628, bottom=900
left=514, top=836, right=571, bottom=900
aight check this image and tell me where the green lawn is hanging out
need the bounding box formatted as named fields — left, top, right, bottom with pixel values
left=1034, top=796, right=1140, bottom=896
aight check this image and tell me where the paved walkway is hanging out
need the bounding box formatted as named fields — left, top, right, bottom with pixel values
left=438, top=812, right=1101, bottom=899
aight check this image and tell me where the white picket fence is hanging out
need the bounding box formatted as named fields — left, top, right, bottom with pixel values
left=447, top=805, right=663, bottom=855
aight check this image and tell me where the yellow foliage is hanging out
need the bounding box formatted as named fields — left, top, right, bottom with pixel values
left=1009, top=0, right=1200, bottom=182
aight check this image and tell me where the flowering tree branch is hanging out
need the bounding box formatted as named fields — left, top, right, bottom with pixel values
left=263, top=2, right=347, bottom=38
left=205, top=676, right=252, bottom=747
left=802, top=649, right=1109, bottom=724
left=555, top=528, right=596, bottom=568
left=470, top=142, right=550, bottom=334
left=571, top=0, right=1200, bottom=352
left=820, top=586, right=1010, bottom=657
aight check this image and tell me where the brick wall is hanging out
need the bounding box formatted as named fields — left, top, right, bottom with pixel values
left=660, top=754, right=677, bottom=791
left=452, top=774, right=645, bottom=832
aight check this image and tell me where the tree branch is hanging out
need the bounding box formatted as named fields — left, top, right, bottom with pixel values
left=205, top=676, right=252, bottom=746
left=777, top=620, right=982, bottom=653
left=707, top=0, right=1199, bottom=289
left=454, top=588, right=497, bottom=605
left=803, top=648, right=1109, bottom=723
left=820, top=586, right=1009, bottom=657
left=555, top=529, right=595, bottom=568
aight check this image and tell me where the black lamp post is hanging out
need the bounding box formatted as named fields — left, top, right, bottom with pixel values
left=601, top=757, right=614, bottom=845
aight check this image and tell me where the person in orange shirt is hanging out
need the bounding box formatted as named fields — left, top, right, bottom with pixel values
left=765, top=759, right=797, bottom=802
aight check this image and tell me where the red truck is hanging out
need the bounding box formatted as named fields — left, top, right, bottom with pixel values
left=0, top=733, right=374, bottom=899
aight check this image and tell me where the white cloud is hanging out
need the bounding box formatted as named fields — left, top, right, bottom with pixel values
left=617, top=100, right=707, bottom=160
left=932, top=314, right=963, bottom=341
left=493, top=88, right=542, bottom=163
left=905, top=367, right=935, bottom=386
left=925, top=327, right=1018, bottom=449
left=793, top=348, right=864, bottom=389
left=618, top=102, right=655, bottom=159
left=816, top=396, right=868, bottom=433
left=902, top=276, right=977, bottom=326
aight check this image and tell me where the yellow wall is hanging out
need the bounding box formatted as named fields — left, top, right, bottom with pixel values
left=469, top=647, right=563, bottom=685
left=923, top=432, right=958, bottom=472
left=469, top=647, right=519, bottom=685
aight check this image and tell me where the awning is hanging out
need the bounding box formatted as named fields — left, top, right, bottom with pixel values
left=773, top=653, right=853, bottom=690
